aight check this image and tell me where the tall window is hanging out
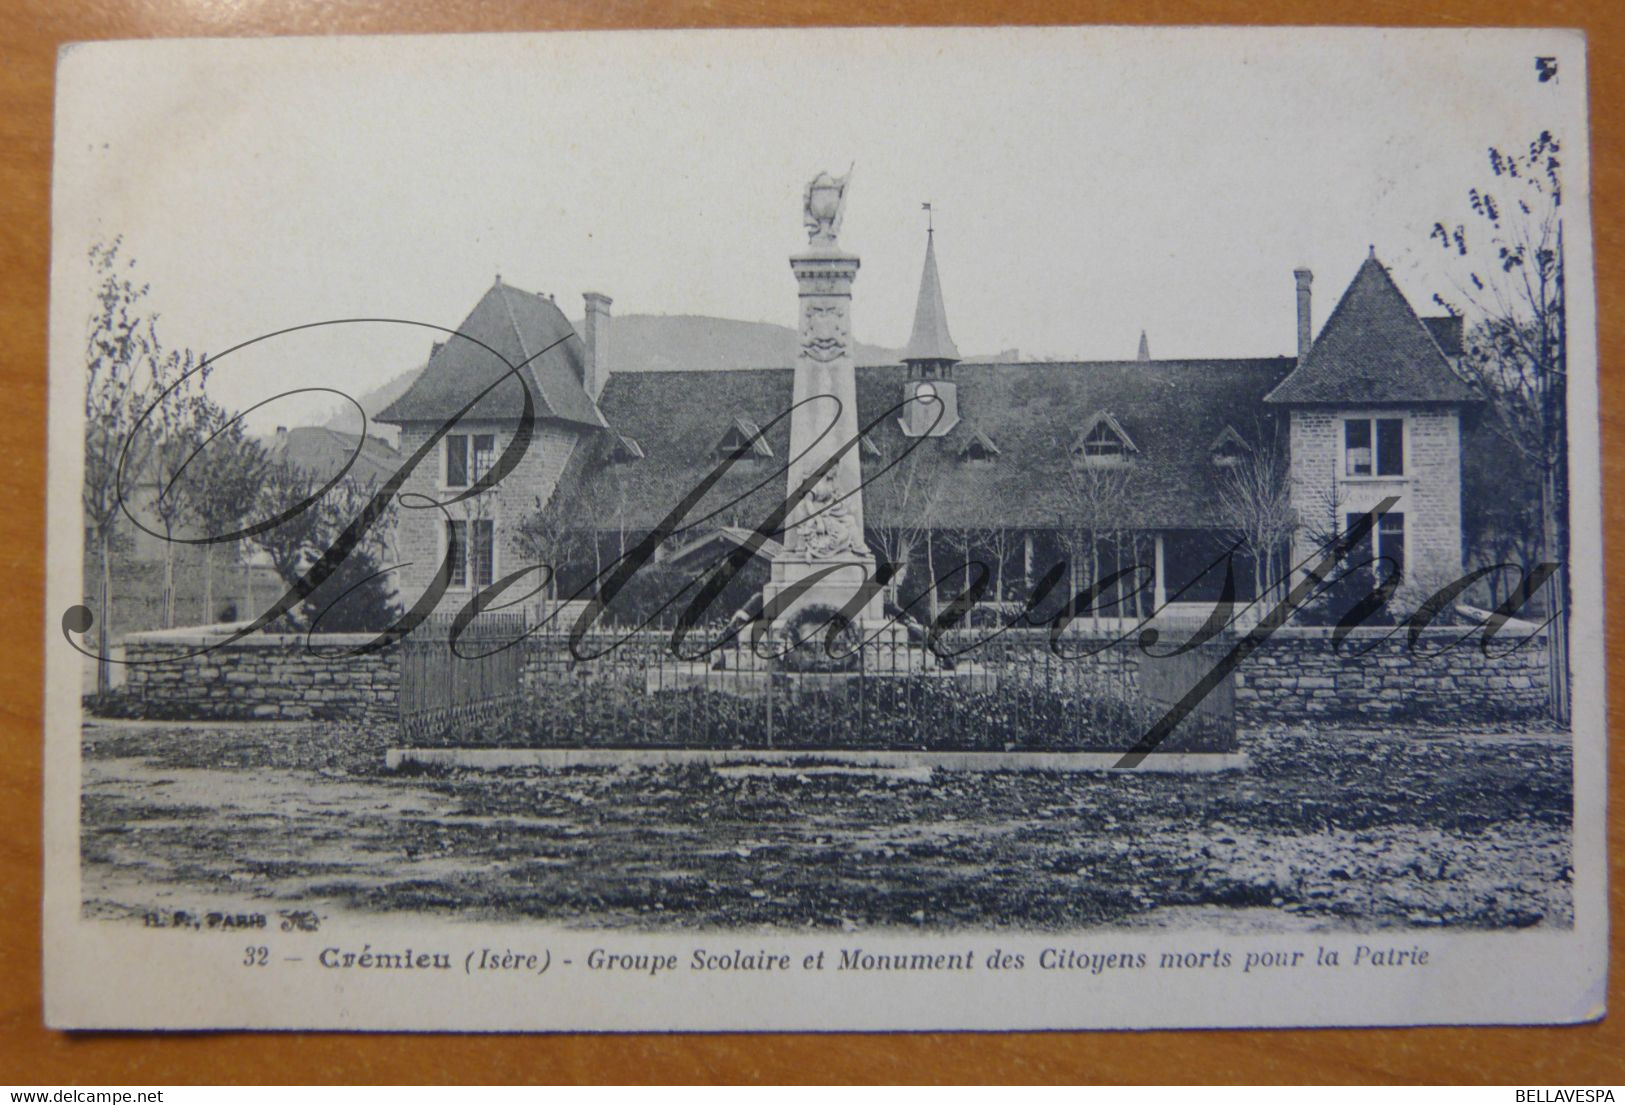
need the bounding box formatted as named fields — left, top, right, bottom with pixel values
left=1344, top=417, right=1404, bottom=477
left=446, top=434, right=468, bottom=487
left=471, top=519, right=495, bottom=587
left=471, top=434, right=496, bottom=482
left=447, top=433, right=497, bottom=487
left=446, top=519, right=467, bottom=585
left=1346, top=511, right=1406, bottom=583
left=445, top=519, right=496, bottom=587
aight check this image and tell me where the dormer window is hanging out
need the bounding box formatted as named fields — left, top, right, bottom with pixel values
left=859, top=434, right=883, bottom=459
left=958, top=427, right=999, bottom=464
left=1209, top=425, right=1251, bottom=468
left=1073, top=412, right=1136, bottom=467
left=609, top=433, right=644, bottom=463
left=715, top=417, right=772, bottom=461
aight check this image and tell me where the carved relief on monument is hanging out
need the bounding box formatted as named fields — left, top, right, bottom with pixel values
left=794, top=270, right=857, bottom=297
left=797, top=468, right=865, bottom=558
left=801, top=304, right=849, bottom=363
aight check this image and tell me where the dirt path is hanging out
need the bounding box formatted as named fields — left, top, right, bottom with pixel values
left=79, top=720, right=1574, bottom=931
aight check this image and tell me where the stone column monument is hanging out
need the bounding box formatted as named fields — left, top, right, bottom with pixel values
left=762, top=168, right=882, bottom=626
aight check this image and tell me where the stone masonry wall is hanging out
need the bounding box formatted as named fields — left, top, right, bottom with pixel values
left=117, top=623, right=1549, bottom=732
left=1233, top=626, right=1549, bottom=726
left=391, top=419, right=582, bottom=614
left=1288, top=406, right=1464, bottom=601
left=122, top=631, right=400, bottom=724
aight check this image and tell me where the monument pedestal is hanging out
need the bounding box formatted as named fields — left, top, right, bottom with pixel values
left=763, top=552, right=884, bottom=627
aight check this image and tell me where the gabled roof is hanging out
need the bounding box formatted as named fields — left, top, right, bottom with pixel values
left=1075, top=410, right=1138, bottom=455
left=1265, top=254, right=1476, bottom=405
left=377, top=280, right=606, bottom=427
left=901, top=232, right=961, bottom=363
left=1207, top=423, right=1251, bottom=456
left=609, top=432, right=645, bottom=461
left=563, top=357, right=1294, bottom=534
left=717, top=417, right=773, bottom=458
left=269, top=426, right=403, bottom=485
left=957, top=426, right=1000, bottom=459
left=667, top=525, right=787, bottom=566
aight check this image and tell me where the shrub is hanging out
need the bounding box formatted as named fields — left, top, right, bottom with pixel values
left=419, top=671, right=1236, bottom=754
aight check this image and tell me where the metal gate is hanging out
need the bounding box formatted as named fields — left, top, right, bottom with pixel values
left=398, top=612, right=528, bottom=740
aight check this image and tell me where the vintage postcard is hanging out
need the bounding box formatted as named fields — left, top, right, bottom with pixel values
left=42, top=26, right=1605, bottom=1031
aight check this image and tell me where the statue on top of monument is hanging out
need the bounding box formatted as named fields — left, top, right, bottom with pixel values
left=803, top=165, right=854, bottom=246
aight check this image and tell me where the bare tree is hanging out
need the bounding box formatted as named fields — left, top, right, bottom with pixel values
left=184, top=398, right=269, bottom=622
left=863, top=437, right=943, bottom=610
left=1216, top=435, right=1297, bottom=606
left=83, top=238, right=166, bottom=691
left=248, top=461, right=399, bottom=629
left=972, top=524, right=1017, bottom=603
left=1430, top=131, right=1568, bottom=716
left=250, top=459, right=333, bottom=587
left=515, top=483, right=588, bottom=608
left=145, top=349, right=209, bottom=628
left=1055, top=441, right=1134, bottom=624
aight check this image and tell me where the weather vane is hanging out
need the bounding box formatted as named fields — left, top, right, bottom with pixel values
left=922, top=201, right=933, bottom=233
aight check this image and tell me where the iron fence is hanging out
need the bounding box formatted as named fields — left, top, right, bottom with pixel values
left=398, top=612, right=529, bottom=740
left=404, top=618, right=1236, bottom=754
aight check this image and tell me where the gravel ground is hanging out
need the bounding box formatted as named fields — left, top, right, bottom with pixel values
left=80, top=719, right=1572, bottom=932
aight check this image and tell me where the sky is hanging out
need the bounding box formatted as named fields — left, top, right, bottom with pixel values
left=51, top=25, right=1587, bottom=432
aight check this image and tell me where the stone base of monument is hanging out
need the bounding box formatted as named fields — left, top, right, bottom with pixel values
left=646, top=617, right=996, bottom=695
left=643, top=662, right=997, bottom=697
left=761, top=553, right=883, bottom=627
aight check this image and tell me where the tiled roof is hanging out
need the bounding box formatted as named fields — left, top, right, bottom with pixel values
left=564, top=358, right=1295, bottom=533
left=1265, top=255, right=1476, bottom=405
left=377, top=281, right=605, bottom=427
left=270, top=426, right=403, bottom=485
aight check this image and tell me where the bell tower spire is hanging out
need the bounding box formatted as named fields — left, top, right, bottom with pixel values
left=900, top=212, right=961, bottom=437
left=902, top=210, right=961, bottom=367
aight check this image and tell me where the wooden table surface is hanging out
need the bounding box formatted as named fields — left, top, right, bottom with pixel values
left=1, top=0, right=1620, bottom=1085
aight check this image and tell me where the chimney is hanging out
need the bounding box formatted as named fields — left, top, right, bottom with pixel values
left=581, top=291, right=612, bottom=401
left=1293, top=268, right=1314, bottom=365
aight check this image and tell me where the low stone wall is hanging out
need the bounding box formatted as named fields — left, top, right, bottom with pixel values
left=1234, top=626, right=1551, bottom=726
left=115, top=620, right=1551, bottom=733
left=120, top=629, right=400, bottom=724
left=517, top=624, right=1550, bottom=726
